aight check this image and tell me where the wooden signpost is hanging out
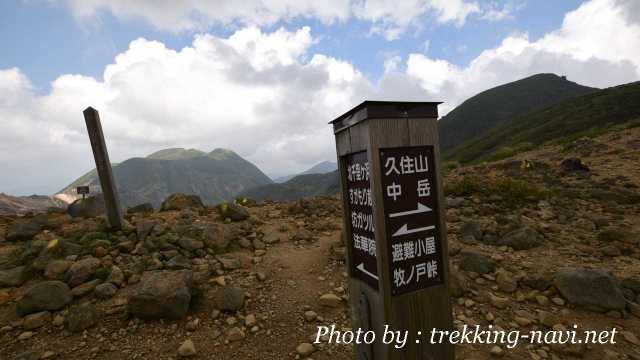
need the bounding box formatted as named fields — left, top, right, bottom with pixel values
left=331, top=101, right=454, bottom=360
left=83, top=107, right=123, bottom=230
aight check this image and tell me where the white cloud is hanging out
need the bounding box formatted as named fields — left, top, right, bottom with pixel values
left=64, top=0, right=491, bottom=39
left=404, top=0, right=640, bottom=114
left=0, top=26, right=374, bottom=194
left=2, top=0, right=640, bottom=195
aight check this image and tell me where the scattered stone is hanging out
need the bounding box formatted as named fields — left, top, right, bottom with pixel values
left=95, top=282, right=118, bottom=299
left=459, top=251, right=495, bottom=274
left=217, top=254, right=241, bottom=270
left=178, top=339, right=197, bottom=357
left=178, top=238, right=204, bottom=251
left=490, top=345, right=503, bottom=357
left=319, top=293, right=342, bottom=308
left=217, top=202, right=250, bottom=221
left=23, top=311, right=51, bottom=330
left=107, top=265, right=124, bottom=286
left=71, top=279, right=101, bottom=297
left=161, top=193, right=204, bottom=211
left=213, top=287, right=245, bottom=312
left=185, top=318, right=199, bottom=331
left=17, top=281, right=72, bottom=316
left=553, top=267, right=626, bottom=311
left=128, top=270, right=194, bottom=320
left=44, top=260, right=72, bottom=280
left=227, top=327, right=246, bottom=341
left=52, top=314, right=64, bottom=327
left=66, top=257, right=101, bottom=287
left=6, top=219, right=43, bottom=241
left=167, top=254, right=192, bottom=270
left=0, top=266, right=30, bottom=287
left=65, top=303, right=101, bottom=332
left=460, top=221, right=482, bottom=240
left=296, top=343, right=316, bottom=356
left=489, top=293, right=510, bottom=309
left=495, top=270, right=517, bottom=293
left=262, top=232, right=281, bottom=244
left=304, top=310, right=318, bottom=321
left=244, top=314, right=257, bottom=327
left=496, top=226, right=541, bottom=250
left=18, top=331, right=35, bottom=341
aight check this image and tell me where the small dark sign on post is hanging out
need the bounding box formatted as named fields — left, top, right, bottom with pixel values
left=76, top=186, right=90, bottom=200
left=83, top=107, right=123, bottom=230
left=331, top=101, right=454, bottom=360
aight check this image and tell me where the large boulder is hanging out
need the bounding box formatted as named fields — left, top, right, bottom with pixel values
left=66, top=257, right=101, bottom=287
left=128, top=270, right=194, bottom=320
left=496, top=226, right=542, bottom=250
left=6, top=219, right=42, bottom=242
left=67, top=195, right=106, bottom=219
left=553, top=268, right=626, bottom=311
left=160, top=194, right=204, bottom=212
left=17, top=281, right=72, bottom=316
left=217, top=202, right=249, bottom=222
left=212, top=286, right=245, bottom=312
left=0, top=266, right=30, bottom=287
left=65, top=303, right=101, bottom=332
left=459, top=251, right=495, bottom=274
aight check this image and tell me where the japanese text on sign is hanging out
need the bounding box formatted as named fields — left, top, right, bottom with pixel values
left=380, top=146, right=443, bottom=295
left=344, top=151, right=378, bottom=290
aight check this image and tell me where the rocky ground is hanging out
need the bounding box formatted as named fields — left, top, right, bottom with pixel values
left=1, top=126, right=640, bottom=360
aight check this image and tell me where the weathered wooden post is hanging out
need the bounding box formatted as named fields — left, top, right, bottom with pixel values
left=83, top=107, right=123, bottom=230
left=330, top=101, right=454, bottom=360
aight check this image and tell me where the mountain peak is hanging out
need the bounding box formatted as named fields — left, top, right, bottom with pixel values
left=208, top=148, right=240, bottom=160
left=147, top=148, right=205, bottom=160
left=439, top=73, right=599, bottom=151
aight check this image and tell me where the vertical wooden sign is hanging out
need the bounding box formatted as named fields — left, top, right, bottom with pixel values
left=83, top=107, right=123, bottom=230
left=331, top=101, right=454, bottom=360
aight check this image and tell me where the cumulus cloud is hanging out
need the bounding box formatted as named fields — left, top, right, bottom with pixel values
left=64, top=0, right=494, bottom=39
left=403, top=0, right=640, bottom=113
left=2, top=0, right=640, bottom=195
left=0, top=27, right=375, bottom=194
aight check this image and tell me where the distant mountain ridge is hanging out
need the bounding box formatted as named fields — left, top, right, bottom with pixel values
left=439, top=73, right=599, bottom=152
left=0, top=193, right=66, bottom=216
left=242, top=170, right=339, bottom=201
left=274, top=161, right=337, bottom=183
left=58, top=148, right=273, bottom=208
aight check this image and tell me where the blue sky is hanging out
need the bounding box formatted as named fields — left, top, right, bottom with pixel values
left=1, top=0, right=639, bottom=196
left=1, top=1, right=584, bottom=94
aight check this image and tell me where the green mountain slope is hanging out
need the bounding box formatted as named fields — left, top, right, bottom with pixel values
left=58, top=148, right=272, bottom=208
left=439, top=73, right=598, bottom=151
left=241, top=170, right=339, bottom=201
left=447, top=81, right=640, bottom=163
left=274, top=161, right=337, bottom=183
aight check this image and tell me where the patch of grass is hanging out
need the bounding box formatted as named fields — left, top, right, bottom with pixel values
left=445, top=175, right=546, bottom=208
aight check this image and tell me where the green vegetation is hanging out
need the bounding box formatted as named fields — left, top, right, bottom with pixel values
left=446, top=81, right=640, bottom=163
left=439, top=73, right=598, bottom=151
left=444, top=175, right=546, bottom=209
left=240, top=171, right=339, bottom=202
